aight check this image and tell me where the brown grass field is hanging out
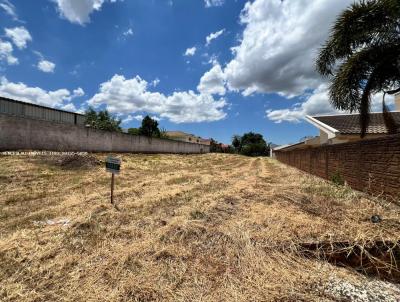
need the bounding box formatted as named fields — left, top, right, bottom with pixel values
left=1, top=153, right=400, bottom=301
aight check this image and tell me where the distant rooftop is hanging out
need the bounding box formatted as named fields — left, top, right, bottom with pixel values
left=311, top=112, right=400, bottom=135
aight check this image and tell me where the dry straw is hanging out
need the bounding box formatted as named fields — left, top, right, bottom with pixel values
left=1, top=154, right=399, bottom=301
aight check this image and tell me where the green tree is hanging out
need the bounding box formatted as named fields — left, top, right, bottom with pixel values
left=210, top=139, right=222, bottom=153
left=232, top=132, right=269, bottom=157
left=232, top=135, right=241, bottom=152
left=85, top=107, right=122, bottom=132
left=127, top=128, right=140, bottom=135
left=316, top=0, right=400, bottom=136
left=139, top=115, right=161, bottom=137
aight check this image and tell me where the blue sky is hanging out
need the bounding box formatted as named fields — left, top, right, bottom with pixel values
left=0, top=0, right=391, bottom=145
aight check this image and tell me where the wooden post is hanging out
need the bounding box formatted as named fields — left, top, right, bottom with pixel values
left=111, top=173, right=114, bottom=204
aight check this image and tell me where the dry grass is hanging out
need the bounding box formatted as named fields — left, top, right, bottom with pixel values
left=0, top=153, right=399, bottom=301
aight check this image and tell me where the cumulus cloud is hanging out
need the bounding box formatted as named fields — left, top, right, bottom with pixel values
left=266, top=84, right=336, bottom=123
left=0, top=77, right=82, bottom=108
left=37, top=60, right=56, bottom=73
left=206, top=29, right=225, bottom=46
left=204, top=0, right=224, bottom=8
left=184, top=47, right=196, bottom=57
left=224, top=0, right=353, bottom=97
left=266, top=85, right=395, bottom=123
left=4, top=26, right=32, bottom=49
left=53, top=0, right=118, bottom=25
left=87, top=74, right=227, bottom=123
left=122, top=114, right=161, bottom=125
left=61, top=103, right=78, bottom=112
left=0, top=39, right=18, bottom=65
left=197, top=63, right=226, bottom=96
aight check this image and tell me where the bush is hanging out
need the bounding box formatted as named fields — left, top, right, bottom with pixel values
left=331, top=171, right=345, bottom=186
left=128, top=128, right=140, bottom=135
left=85, top=107, right=122, bottom=132
left=240, top=142, right=267, bottom=156
left=232, top=132, right=270, bottom=156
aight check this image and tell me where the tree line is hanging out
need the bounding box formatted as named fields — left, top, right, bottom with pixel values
left=85, top=107, right=271, bottom=156
left=85, top=108, right=166, bottom=138
left=211, top=132, right=271, bottom=157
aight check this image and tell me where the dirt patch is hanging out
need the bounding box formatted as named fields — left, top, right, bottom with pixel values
left=49, top=154, right=101, bottom=169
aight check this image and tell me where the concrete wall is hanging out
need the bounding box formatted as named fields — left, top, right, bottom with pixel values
left=0, top=114, right=209, bottom=154
left=275, top=133, right=400, bottom=198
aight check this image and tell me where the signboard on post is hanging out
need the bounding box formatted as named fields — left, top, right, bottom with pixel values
left=106, top=156, right=121, bottom=174
left=105, top=156, right=121, bottom=206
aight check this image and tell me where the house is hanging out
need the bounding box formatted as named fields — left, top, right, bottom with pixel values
left=166, top=131, right=210, bottom=145
left=273, top=93, right=400, bottom=153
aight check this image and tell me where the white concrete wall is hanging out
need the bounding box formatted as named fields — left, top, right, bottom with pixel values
left=0, top=114, right=209, bottom=154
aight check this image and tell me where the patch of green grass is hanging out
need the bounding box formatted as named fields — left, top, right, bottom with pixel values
left=330, top=171, right=345, bottom=186
left=302, top=180, right=356, bottom=200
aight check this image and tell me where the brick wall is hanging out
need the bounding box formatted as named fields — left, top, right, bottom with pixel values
left=275, top=134, right=400, bottom=198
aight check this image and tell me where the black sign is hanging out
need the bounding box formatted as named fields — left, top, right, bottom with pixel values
left=106, top=156, right=121, bottom=174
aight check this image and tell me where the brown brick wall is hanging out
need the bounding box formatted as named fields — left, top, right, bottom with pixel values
left=275, top=134, right=400, bottom=198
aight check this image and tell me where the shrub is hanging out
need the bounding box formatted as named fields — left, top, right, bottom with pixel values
left=85, top=107, right=122, bottom=132
left=331, top=171, right=345, bottom=186
left=232, top=132, right=270, bottom=156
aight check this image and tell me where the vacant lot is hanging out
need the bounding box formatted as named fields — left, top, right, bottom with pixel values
left=1, top=153, right=399, bottom=301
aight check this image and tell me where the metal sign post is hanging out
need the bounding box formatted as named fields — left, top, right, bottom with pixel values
left=105, top=156, right=121, bottom=205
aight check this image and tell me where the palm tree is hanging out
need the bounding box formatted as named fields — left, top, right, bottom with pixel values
left=316, top=0, right=400, bottom=137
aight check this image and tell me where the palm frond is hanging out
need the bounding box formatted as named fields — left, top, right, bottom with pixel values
left=316, top=0, right=400, bottom=76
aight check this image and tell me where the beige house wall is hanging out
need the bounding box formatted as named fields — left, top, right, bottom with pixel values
left=395, top=93, right=400, bottom=111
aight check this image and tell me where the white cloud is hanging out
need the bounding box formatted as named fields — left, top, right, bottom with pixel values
left=133, top=114, right=144, bottom=121
left=206, top=29, right=225, bottom=46
left=266, top=84, right=336, bottom=123
left=0, top=0, right=18, bottom=20
left=266, top=85, right=395, bottom=123
left=0, top=77, right=81, bottom=108
left=61, top=103, right=77, bottom=112
left=122, top=114, right=160, bottom=125
left=224, top=0, right=353, bottom=97
left=197, top=63, right=226, bottom=96
left=123, top=28, right=133, bottom=37
left=87, top=74, right=227, bottom=123
left=37, top=60, right=56, bottom=73
left=121, top=115, right=135, bottom=124
left=151, top=78, right=160, bottom=87
left=184, top=47, right=197, bottom=57
left=73, top=87, right=85, bottom=97
left=53, top=0, right=118, bottom=25
left=4, top=26, right=32, bottom=49
left=204, top=0, right=224, bottom=8
left=0, top=39, right=18, bottom=65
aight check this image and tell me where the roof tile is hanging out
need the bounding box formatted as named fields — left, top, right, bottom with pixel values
left=312, top=112, right=400, bottom=134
